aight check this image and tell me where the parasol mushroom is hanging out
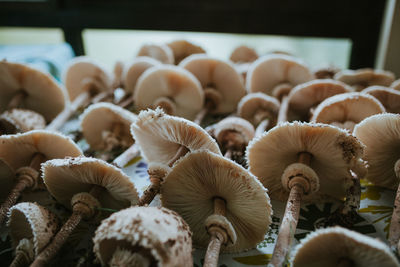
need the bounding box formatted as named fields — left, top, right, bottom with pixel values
left=362, top=86, right=400, bottom=114
left=313, top=65, right=341, bottom=79
left=167, top=39, right=206, bottom=64
left=246, top=122, right=364, bottom=266
left=0, top=109, right=46, bottom=134
left=229, top=45, right=259, bottom=63
left=137, top=44, right=174, bottom=65
left=0, top=130, right=82, bottom=225
left=161, top=150, right=272, bottom=267
left=311, top=92, right=385, bottom=132
left=392, top=79, right=400, bottom=90
left=7, top=202, right=58, bottom=267
left=134, top=65, right=204, bottom=120
left=93, top=206, right=193, bottom=266
left=334, top=68, right=395, bottom=92
left=31, top=156, right=139, bottom=266
left=292, top=226, right=399, bottom=267
left=179, top=54, right=246, bottom=125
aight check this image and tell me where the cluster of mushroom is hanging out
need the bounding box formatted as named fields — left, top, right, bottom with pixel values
left=1, top=39, right=400, bottom=267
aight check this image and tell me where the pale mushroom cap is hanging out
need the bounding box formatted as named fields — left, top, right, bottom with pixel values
left=392, top=79, right=400, bottom=90
left=353, top=113, right=400, bottom=189
left=137, top=44, right=174, bottom=65
left=0, top=130, right=82, bottom=170
left=122, top=56, right=161, bottom=94
left=246, top=54, right=314, bottom=95
left=167, top=39, right=206, bottom=64
left=334, top=68, right=395, bottom=91
left=0, top=158, right=15, bottom=201
left=134, top=65, right=204, bottom=120
left=161, top=150, right=272, bottom=253
left=8, top=202, right=58, bottom=256
left=179, top=54, right=246, bottom=114
left=292, top=227, right=399, bottom=267
left=0, top=61, right=67, bottom=122
left=63, top=56, right=112, bottom=101
left=0, top=109, right=46, bottom=133
left=131, top=108, right=221, bottom=165
left=42, top=156, right=139, bottom=210
left=214, top=117, right=255, bottom=145
left=246, top=122, right=364, bottom=202
left=80, top=102, right=137, bottom=151
left=229, top=45, right=259, bottom=63
left=237, top=92, right=280, bottom=126
left=93, top=206, right=192, bottom=267
left=363, top=86, right=400, bottom=114
left=311, top=92, right=385, bottom=127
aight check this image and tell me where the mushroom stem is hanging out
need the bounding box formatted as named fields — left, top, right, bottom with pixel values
left=118, top=94, right=134, bottom=108
left=389, top=183, right=400, bottom=250
left=194, top=105, right=210, bottom=126
left=7, top=91, right=26, bottom=110
left=224, top=148, right=233, bottom=159
left=91, top=91, right=112, bottom=104
left=277, top=95, right=289, bottom=124
left=0, top=179, right=31, bottom=225
left=255, top=118, right=270, bottom=137
left=112, top=61, right=124, bottom=90
left=112, top=144, right=141, bottom=168
left=167, top=145, right=189, bottom=167
left=10, top=250, right=31, bottom=267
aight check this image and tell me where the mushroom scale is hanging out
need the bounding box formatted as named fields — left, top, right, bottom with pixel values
left=334, top=68, right=395, bottom=91
left=362, top=86, right=400, bottom=114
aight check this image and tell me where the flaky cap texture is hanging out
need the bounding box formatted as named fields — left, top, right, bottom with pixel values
left=0, top=158, right=15, bottom=202
left=42, top=156, right=139, bottom=210
left=161, top=150, right=272, bottom=253
left=137, top=44, right=174, bottom=64
left=362, top=86, right=400, bottom=114
left=167, top=40, right=206, bottom=64
left=246, top=122, right=364, bottom=202
left=237, top=92, right=280, bottom=126
left=93, top=206, right=192, bottom=266
left=292, top=226, right=399, bottom=267
left=8, top=202, right=58, bottom=256
left=334, top=68, right=395, bottom=91
left=0, top=109, right=46, bottom=133
left=353, top=113, right=400, bottom=189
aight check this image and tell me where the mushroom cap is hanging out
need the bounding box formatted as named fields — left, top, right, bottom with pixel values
left=134, top=65, right=204, bottom=120
left=292, top=227, right=399, bottom=267
left=122, top=56, right=161, bottom=94
left=8, top=202, right=58, bottom=256
left=229, top=45, right=259, bottom=63
left=131, top=108, right=221, bottom=165
left=0, top=130, right=82, bottom=170
left=161, top=150, right=272, bottom=253
left=311, top=92, right=385, bottom=127
left=214, top=117, right=255, bottom=145
left=80, top=102, right=137, bottom=151
left=42, top=156, right=139, bottom=210
left=362, top=86, right=400, bottom=113
left=246, top=54, right=314, bottom=95
left=246, top=122, right=364, bottom=202
left=237, top=92, right=280, bottom=126
left=0, top=158, right=15, bottom=202
left=288, top=79, right=352, bottom=121
left=392, top=79, right=400, bottom=90
left=0, top=108, right=46, bottom=133
left=179, top=54, right=246, bottom=114
left=353, top=113, right=400, bottom=189
left=167, top=39, right=206, bottom=64
left=63, top=56, right=112, bottom=101
left=313, top=66, right=341, bottom=79
left=334, top=68, right=395, bottom=91
left=137, top=44, right=174, bottom=65
left=0, top=61, right=67, bottom=122
left=93, top=206, right=192, bottom=267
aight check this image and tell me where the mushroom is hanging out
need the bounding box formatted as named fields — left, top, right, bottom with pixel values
left=47, top=57, right=112, bottom=131
left=362, top=86, right=400, bottom=113
left=161, top=150, right=272, bottom=267
left=237, top=92, right=280, bottom=136
left=137, top=44, right=174, bottom=65
left=179, top=54, right=246, bottom=125
left=8, top=202, right=58, bottom=267
left=93, top=206, right=193, bottom=266
left=246, top=54, right=314, bottom=123
left=313, top=65, right=341, bottom=79
left=0, top=158, right=14, bottom=203
left=392, top=79, right=400, bottom=90
left=292, top=226, right=399, bottom=267
left=287, top=79, right=352, bottom=122
left=311, top=92, right=385, bottom=132
left=31, top=156, right=139, bottom=266
left=0, top=109, right=46, bottom=134
left=229, top=45, right=259, bottom=63
left=353, top=113, right=400, bottom=249
left=334, top=68, right=395, bottom=91
left=134, top=65, right=204, bottom=120
left=0, top=130, right=82, bottom=225
left=167, top=39, right=206, bottom=64
left=246, top=122, right=364, bottom=266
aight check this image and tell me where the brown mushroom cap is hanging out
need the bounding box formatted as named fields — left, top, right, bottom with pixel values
left=246, top=122, right=364, bottom=202
left=0, top=61, right=67, bottom=122
left=8, top=202, right=58, bottom=256
left=0, top=130, right=82, bottom=170
left=131, top=108, right=221, bottom=165
left=93, top=206, right=192, bottom=266
left=313, top=66, right=341, bottom=79
left=161, top=150, right=272, bottom=253
left=392, top=79, right=400, bottom=90
left=179, top=54, right=246, bottom=114
left=42, top=156, right=139, bottom=210
left=353, top=113, right=400, bottom=189
left=229, top=45, right=259, bottom=63
left=246, top=54, right=314, bottom=96
left=134, top=65, right=204, bottom=120
left=122, top=56, right=161, bottom=94
left=0, top=109, right=46, bottom=133
left=214, top=117, right=255, bottom=147
left=63, top=56, right=112, bottom=101
left=334, top=68, right=395, bottom=91
left=363, top=86, right=400, bottom=114
left=0, top=158, right=15, bottom=202
left=80, top=102, right=137, bottom=151
left=137, top=44, right=174, bottom=65
left=292, top=227, right=399, bottom=267
left=167, top=39, right=206, bottom=64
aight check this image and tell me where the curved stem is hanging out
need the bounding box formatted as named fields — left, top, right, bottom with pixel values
left=7, top=91, right=26, bottom=110
left=255, top=118, right=270, bottom=137
left=10, top=250, right=30, bottom=267
left=277, top=95, right=289, bottom=124
left=0, top=180, right=29, bottom=225
left=138, top=182, right=160, bottom=207
left=118, top=94, right=134, bottom=109
left=167, top=145, right=189, bottom=167
left=112, top=144, right=140, bottom=168
left=194, top=106, right=209, bottom=126
left=91, top=91, right=112, bottom=104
